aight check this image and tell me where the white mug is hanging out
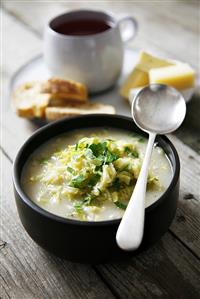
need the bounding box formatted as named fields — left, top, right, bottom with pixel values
left=44, top=10, right=137, bottom=93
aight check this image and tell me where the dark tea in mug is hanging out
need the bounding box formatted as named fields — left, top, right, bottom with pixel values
left=45, top=10, right=137, bottom=92
left=52, top=18, right=113, bottom=36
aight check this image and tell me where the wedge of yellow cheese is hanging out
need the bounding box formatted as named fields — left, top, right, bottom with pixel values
left=149, top=63, right=195, bottom=90
left=120, top=68, right=149, bottom=99
left=120, top=51, right=174, bottom=99
left=136, top=51, right=174, bottom=72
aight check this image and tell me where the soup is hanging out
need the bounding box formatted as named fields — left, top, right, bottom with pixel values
left=21, top=128, right=172, bottom=221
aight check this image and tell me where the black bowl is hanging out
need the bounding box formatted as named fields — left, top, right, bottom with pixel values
left=13, top=114, right=180, bottom=263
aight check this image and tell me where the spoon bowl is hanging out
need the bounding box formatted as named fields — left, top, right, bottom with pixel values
left=116, top=84, right=186, bottom=251
left=132, top=84, right=186, bottom=134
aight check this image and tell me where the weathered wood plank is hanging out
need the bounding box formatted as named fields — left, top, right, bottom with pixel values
left=1, top=8, right=200, bottom=259
left=0, top=151, right=115, bottom=299
left=1, top=10, right=42, bottom=156
left=1, top=4, right=200, bottom=299
left=96, top=232, right=200, bottom=299
left=168, top=135, right=200, bottom=258
left=3, top=0, right=199, bottom=74
left=2, top=0, right=200, bottom=153
left=2, top=141, right=199, bottom=298
left=174, top=90, right=200, bottom=154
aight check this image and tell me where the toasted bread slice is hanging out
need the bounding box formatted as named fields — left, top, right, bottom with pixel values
left=41, top=78, right=88, bottom=104
left=12, top=78, right=88, bottom=118
left=12, top=82, right=51, bottom=118
left=45, top=103, right=116, bottom=121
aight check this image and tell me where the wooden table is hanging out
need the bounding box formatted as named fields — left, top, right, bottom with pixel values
left=1, top=1, right=200, bottom=298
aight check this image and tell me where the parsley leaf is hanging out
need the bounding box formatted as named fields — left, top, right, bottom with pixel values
left=88, top=173, right=101, bottom=187
left=74, top=202, right=84, bottom=212
left=114, top=201, right=127, bottom=210
left=124, top=146, right=139, bottom=158
left=89, top=142, right=119, bottom=165
left=67, top=166, right=75, bottom=175
left=83, top=195, right=95, bottom=205
left=105, top=151, right=119, bottom=164
left=74, top=195, right=95, bottom=213
left=95, top=165, right=103, bottom=171
left=70, top=175, right=86, bottom=188
left=138, top=137, right=145, bottom=143
left=112, top=178, right=121, bottom=191
left=38, top=157, right=48, bottom=165
left=130, top=150, right=139, bottom=158
left=89, top=142, right=107, bottom=157
left=124, top=146, right=131, bottom=153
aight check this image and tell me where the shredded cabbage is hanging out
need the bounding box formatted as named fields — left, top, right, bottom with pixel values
left=32, top=137, right=159, bottom=219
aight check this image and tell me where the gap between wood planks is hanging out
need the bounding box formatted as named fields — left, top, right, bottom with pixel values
left=0, top=143, right=199, bottom=266
left=0, top=145, right=12, bottom=163
left=1, top=6, right=200, bottom=260
left=1, top=147, right=200, bottom=299
left=2, top=1, right=198, bottom=68
left=2, top=4, right=41, bottom=39
left=1, top=5, right=200, bottom=299
left=1, top=152, right=117, bottom=299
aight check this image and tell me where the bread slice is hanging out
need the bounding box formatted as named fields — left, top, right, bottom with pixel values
left=12, top=82, right=51, bottom=118
left=41, top=78, right=88, bottom=104
left=12, top=78, right=88, bottom=118
left=45, top=103, right=116, bottom=121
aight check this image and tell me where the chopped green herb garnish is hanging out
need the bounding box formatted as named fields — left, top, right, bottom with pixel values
left=114, top=201, right=127, bottom=210
left=112, top=178, right=121, bottom=191
left=105, top=151, right=119, bottom=164
left=70, top=175, right=86, bottom=188
left=97, top=188, right=102, bottom=194
left=74, top=195, right=95, bottom=212
left=124, top=146, right=131, bottom=154
left=93, top=155, right=104, bottom=165
left=88, top=173, right=101, bottom=187
left=89, top=142, right=107, bottom=157
left=38, top=157, right=48, bottom=165
left=121, top=165, right=129, bottom=171
left=95, top=165, right=103, bottom=171
left=124, top=146, right=139, bottom=158
left=83, top=195, right=95, bottom=205
left=74, top=202, right=84, bottom=213
left=34, top=134, right=160, bottom=221
left=138, top=137, right=145, bottom=143
left=67, top=166, right=75, bottom=174
left=130, top=150, right=139, bottom=158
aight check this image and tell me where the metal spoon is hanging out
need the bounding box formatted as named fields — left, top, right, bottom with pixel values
left=116, top=84, right=186, bottom=251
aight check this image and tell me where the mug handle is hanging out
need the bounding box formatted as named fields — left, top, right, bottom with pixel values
left=118, top=16, right=138, bottom=43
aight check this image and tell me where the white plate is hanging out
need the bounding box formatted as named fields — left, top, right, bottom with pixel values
left=10, top=48, right=193, bottom=119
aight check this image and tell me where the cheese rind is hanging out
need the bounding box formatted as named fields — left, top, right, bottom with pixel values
left=120, top=51, right=174, bottom=99
left=149, top=64, right=195, bottom=90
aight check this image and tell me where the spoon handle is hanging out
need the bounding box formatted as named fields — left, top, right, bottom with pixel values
left=116, top=132, right=156, bottom=251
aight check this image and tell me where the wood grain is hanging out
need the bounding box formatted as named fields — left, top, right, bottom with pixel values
left=96, top=232, right=200, bottom=299
left=2, top=0, right=199, bottom=73
left=2, top=0, right=200, bottom=152
left=1, top=1, right=200, bottom=299
left=0, top=151, right=115, bottom=299
left=1, top=1, right=200, bottom=259
left=168, top=135, right=200, bottom=258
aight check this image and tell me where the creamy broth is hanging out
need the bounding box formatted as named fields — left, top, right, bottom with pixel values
left=21, top=128, right=172, bottom=221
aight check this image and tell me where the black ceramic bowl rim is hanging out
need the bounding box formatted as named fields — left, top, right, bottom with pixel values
left=13, top=114, right=180, bottom=227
